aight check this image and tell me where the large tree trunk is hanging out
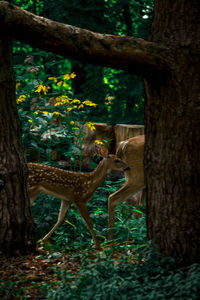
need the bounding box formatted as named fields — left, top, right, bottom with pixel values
left=144, top=0, right=200, bottom=265
left=0, top=26, right=35, bottom=255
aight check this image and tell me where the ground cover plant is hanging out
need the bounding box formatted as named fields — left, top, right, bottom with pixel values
left=46, top=253, right=200, bottom=300
left=1, top=240, right=200, bottom=299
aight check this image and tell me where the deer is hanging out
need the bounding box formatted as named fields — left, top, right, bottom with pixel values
left=107, top=134, right=145, bottom=240
left=27, top=146, right=130, bottom=250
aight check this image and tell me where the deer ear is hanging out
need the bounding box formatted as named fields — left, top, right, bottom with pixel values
left=95, top=145, right=109, bottom=158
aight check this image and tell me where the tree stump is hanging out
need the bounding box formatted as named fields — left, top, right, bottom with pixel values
left=114, top=124, right=144, bottom=148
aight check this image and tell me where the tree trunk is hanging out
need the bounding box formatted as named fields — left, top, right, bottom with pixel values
left=144, top=0, right=200, bottom=265
left=0, top=28, right=35, bottom=255
left=123, top=4, right=133, bottom=37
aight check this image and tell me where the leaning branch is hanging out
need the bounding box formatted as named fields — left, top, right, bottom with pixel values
left=0, top=1, right=169, bottom=78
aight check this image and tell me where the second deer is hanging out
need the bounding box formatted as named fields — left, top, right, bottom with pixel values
left=28, top=147, right=130, bottom=249
left=108, top=134, right=145, bottom=240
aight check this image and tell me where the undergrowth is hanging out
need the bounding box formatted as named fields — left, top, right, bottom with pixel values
left=32, top=182, right=200, bottom=300
left=44, top=248, right=200, bottom=300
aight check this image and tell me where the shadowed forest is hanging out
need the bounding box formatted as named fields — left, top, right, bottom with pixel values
left=0, top=0, right=200, bottom=299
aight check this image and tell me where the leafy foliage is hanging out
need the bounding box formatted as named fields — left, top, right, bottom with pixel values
left=15, top=55, right=97, bottom=168
left=32, top=176, right=199, bottom=300
left=13, top=0, right=154, bottom=124
left=46, top=250, right=200, bottom=300
left=0, top=278, right=28, bottom=299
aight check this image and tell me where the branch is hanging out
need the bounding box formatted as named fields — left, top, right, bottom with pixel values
left=0, top=1, right=169, bottom=78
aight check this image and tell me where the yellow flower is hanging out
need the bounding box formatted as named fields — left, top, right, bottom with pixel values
left=95, top=140, right=104, bottom=145
left=55, top=96, right=72, bottom=106
left=42, top=85, right=50, bottom=95
left=63, top=72, right=76, bottom=80
left=70, top=72, right=76, bottom=78
left=57, top=81, right=63, bottom=87
left=67, top=107, right=73, bottom=112
left=52, top=111, right=62, bottom=116
left=78, top=104, right=84, bottom=109
left=54, top=102, right=63, bottom=106
left=87, top=122, right=96, bottom=131
left=48, top=77, right=58, bottom=83
left=35, top=84, right=50, bottom=95
left=35, top=84, right=43, bottom=93
left=70, top=121, right=75, bottom=125
left=62, top=95, right=72, bottom=101
left=63, top=74, right=71, bottom=80
left=28, top=120, right=33, bottom=123
left=16, top=94, right=26, bottom=104
left=82, top=100, right=97, bottom=107
left=34, top=110, right=39, bottom=115
left=72, top=99, right=81, bottom=104
left=18, top=95, right=26, bottom=101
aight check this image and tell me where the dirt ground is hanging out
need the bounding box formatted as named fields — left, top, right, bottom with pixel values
left=0, top=246, right=82, bottom=299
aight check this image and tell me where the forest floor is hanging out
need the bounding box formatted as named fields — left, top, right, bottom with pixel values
left=0, top=245, right=83, bottom=299
left=0, top=243, right=126, bottom=299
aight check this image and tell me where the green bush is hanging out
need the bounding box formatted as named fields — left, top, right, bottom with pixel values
left=16, top=57, right=97, bottom=168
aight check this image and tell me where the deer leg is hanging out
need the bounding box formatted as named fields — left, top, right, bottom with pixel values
left=108, top=184, right=142, bottom=240
left=28, top=186, right=41, bottom=205
left=76, top=202, right=101, bottom=250
left=41, top=200, right=70, bottom=241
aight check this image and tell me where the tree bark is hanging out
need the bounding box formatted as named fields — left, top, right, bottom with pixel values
left=144, top=0, right=200, bottom=265
left=0, top=1, right=199, bottom=264
left=0, top=16, right=35, bottom=254
left=0, top=1, right=168, bottom=79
